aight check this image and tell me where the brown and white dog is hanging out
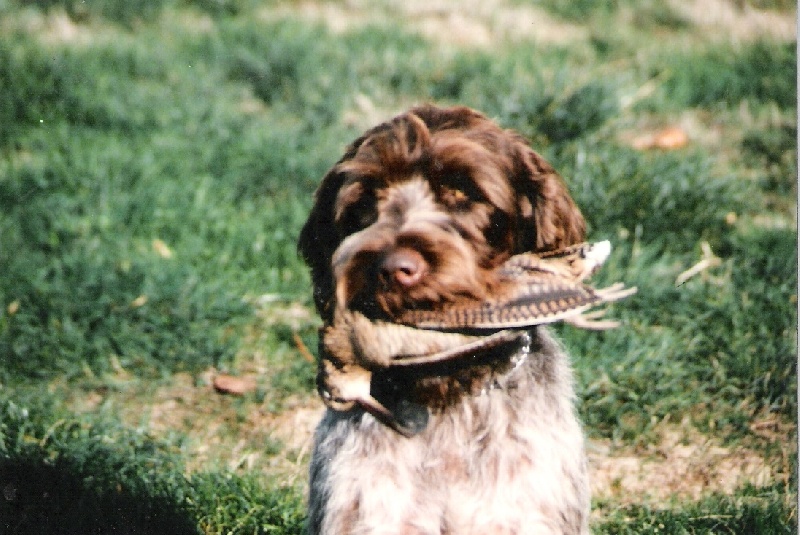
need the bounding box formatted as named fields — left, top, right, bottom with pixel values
left=298, top=105, right=590, bottom=534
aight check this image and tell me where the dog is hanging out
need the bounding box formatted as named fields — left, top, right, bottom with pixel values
left=298, top=105, right=590, bottom=534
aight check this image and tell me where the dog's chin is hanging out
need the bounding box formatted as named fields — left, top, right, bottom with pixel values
left=340, top=271, right=494, bottom=323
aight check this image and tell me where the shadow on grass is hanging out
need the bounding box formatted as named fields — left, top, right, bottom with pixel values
left=0, top=457, right=197, bottom=535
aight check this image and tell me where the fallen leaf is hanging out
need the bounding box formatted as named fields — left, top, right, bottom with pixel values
left=631, top=126, right=689, bottom=150
left=213, top=374, right=257, bottom=396
left=152, top=239, right=174, bottom=259
left=653, top=126, right=689, bottom=149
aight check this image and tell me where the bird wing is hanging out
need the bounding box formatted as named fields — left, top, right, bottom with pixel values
left=394, top=240, right=634, bottom=330
left=395, top=273, right=635, bottom=330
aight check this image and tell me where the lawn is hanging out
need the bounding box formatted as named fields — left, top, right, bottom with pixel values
left=0, top=0, right=796, bottom=533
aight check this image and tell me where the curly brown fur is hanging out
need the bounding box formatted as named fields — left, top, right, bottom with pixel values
left=299, top=105, right=585, bottom=323
left=298, top=105, right=590, bottom=534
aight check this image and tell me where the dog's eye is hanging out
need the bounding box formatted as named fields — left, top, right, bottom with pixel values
left=337, top=200, right=378, bottom=236
left=439, top=185, right=471, bottom=209
left=334, top=182, right=379, bottom=236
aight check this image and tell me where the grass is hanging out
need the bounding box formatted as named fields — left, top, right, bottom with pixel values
left=0, top=0, right=796, bottom=532
left=0, top=394, right=306, bottom=534
left=595, top=484, right=794, bottom=534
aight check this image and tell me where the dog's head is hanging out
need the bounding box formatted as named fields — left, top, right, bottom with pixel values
left=298, top=105, right=585, bottom=322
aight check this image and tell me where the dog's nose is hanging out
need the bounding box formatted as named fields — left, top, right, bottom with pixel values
left=381, top=248, right=427, bottom=288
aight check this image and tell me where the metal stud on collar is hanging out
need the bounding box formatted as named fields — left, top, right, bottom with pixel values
left=480, top=330, right=531, bottom=396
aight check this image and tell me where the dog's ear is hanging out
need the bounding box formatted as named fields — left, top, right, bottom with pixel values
left=299, top=125, right=384, bottom=319
left=512, top=143, right=586, bottom=253
left=298, top=165, right=347, bottom=321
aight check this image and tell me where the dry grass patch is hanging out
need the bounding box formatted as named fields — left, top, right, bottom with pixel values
left=67, top=364, right=791, bottom=510
left=589, top=422, right=792, bottom=506
left=1, top=8, right=123, bottom=47
left=261, top=0, right=588, bottom=48
left=105, top=369, right=320, bottom=487
left=669, top=0, right=796, bottom=42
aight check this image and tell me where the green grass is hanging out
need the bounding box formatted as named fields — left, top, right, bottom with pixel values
left=595, top=485, right=795, bottom=534
left=0, top=0, right=796, bottom=532
left=0, top=394, right=306, bottom=534
left=643, top=40, right=796, bottom=111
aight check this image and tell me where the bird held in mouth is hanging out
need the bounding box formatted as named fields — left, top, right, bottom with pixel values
left=316, top=240, right=636, bottom=435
